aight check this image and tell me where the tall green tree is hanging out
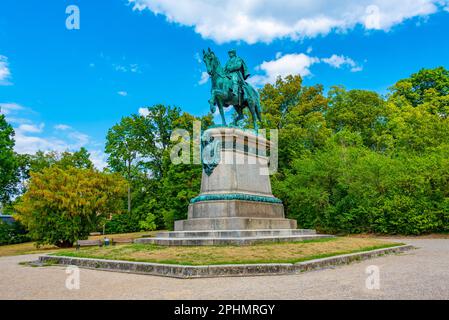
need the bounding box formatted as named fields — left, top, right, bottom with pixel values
left=105, top=115, right=146, bottom=214
left=0, top=113, right=18, bottom=205
left=105, top=105, right=183, bottom=219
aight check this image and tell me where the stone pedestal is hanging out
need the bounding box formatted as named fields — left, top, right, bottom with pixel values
left=136, top=127, right=331, bottom=246
left=175, top=126, right=296, bottom=231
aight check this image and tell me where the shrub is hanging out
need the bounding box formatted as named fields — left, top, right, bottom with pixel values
left=277, top=139, right=449, bottom=235
left=139, top=213, right=157, bottom=231
left=0, top=220, right=30, bottom=245
left=104, top=212, right=140, bottom=234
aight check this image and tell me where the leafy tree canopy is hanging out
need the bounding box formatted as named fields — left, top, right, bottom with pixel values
left=15, top=167, right=126, bottom=247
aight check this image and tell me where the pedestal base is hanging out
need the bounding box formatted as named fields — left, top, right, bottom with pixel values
left=187, top=199, right=285, bottom=219
left=135, top=229, right=333, bottom=246
left=175, top=217, right=297, bottom=231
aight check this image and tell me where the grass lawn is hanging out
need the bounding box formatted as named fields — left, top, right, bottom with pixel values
left=53, top=237, right=403, bottom=266
left=0, top=231, right=160, bottom=257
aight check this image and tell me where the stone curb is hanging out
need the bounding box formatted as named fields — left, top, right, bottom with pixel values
left=38, top=244, right=414, bottom=279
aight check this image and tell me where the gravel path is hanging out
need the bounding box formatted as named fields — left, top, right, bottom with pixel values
left=0, top=238, right=448, bottom=300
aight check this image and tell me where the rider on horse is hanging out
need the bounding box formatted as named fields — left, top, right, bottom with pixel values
left=224, top=49, right=250, bottom=106
left=202, top=47, right=262, bottom=129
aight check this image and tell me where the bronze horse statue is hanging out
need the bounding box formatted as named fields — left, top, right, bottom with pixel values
left=202, top=48, right=262, bottom=130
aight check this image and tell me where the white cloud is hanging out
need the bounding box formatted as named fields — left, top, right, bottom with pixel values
left=128, top=0, right=448, bottom=43
left=67, top=131, right=90, bottom=147
left=13, top=133, right=67, bottom=155
left=139, top=107, right=150, bottom=116
left=14, top=124, right=90, bottom=155
left=194, top=52, right=202, bottom=64
left=249, top=53, right=320, bottom=86
left=350, top=66, right=364, bottom=73
left=322, top=54, right=363, bottom=72
left=54, top=124, right=72, bottom=130
left=0, top=102, right=24, bottom=115
left=14, top=126, right=106, bottom=169
left=1, top=102, right=106, bottom=169
left=114, top=64, right=128, bottom=72
left=113, top=63, right=140, bottom=73
left=17, top=123, right=44, bottom=134
left=0, top=103, right=33, bottom=125
left=117, top=91, right=128, bottom=96
left=249, top=52, right=363, bottom=86
left=0, top=55, right=11, bottom=84
left=442, top=0, right=449, bottom=11
left=89, top=150, right=108, bottom=170
left=198, top=71, right=209, bottom=85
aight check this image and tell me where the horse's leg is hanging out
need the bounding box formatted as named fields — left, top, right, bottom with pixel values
left=248, top=102, right=258, bottom=131
left=209, top=98, right=216, bottom=114
left=218, top=100, right=227, bottom=126
left=233, top=106, right=244, bottom=125
left=209, top=91, right=217, bottom=114
left=255, top=100, right=262, bottom=123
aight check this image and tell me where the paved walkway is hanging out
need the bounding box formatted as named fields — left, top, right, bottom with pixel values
left=0, top=239, right=448, bottom=299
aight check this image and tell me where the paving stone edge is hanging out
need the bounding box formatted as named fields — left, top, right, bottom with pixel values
left=37, top=244, right=414, bottom=279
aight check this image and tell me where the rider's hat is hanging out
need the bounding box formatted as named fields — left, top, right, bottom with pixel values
left=228, top=49, right=237, bottom=55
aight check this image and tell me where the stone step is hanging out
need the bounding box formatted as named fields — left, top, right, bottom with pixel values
left=135, top=234, right=334, bottom=246
left=174, top=217, right=297, bottom=231
left=156, top=229, right=316, bottom=238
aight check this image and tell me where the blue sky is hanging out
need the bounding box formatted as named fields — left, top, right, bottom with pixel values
left=0, top=0, right=448, bottom=168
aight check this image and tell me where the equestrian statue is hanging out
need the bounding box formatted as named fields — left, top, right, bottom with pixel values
left=202, top=48, right=262, bottom=130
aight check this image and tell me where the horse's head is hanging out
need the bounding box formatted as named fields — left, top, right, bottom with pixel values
left=202, top=48, right=219, bottom=76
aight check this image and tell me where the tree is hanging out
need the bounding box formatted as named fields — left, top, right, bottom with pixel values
left=105, top=115, right=148, bottom=214
left=389, top=67, right=449, bottom=109
left=326, top=87, right=388, bottom=150
left=11, top=148, right=95, bottom=197
left=15, top=167, right=126, bottom=247
left=26, top=148, right=93, bottom=173
left=258, top=75, right=331, bottom=173
left=0, top=113, right=18, bottom=205
left=58, top=147, right=93, bottom=169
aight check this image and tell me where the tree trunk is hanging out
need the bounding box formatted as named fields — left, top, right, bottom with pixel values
left=127, top=184, right=131, bottom=214
left=127, top=159, right=132, bottom=214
